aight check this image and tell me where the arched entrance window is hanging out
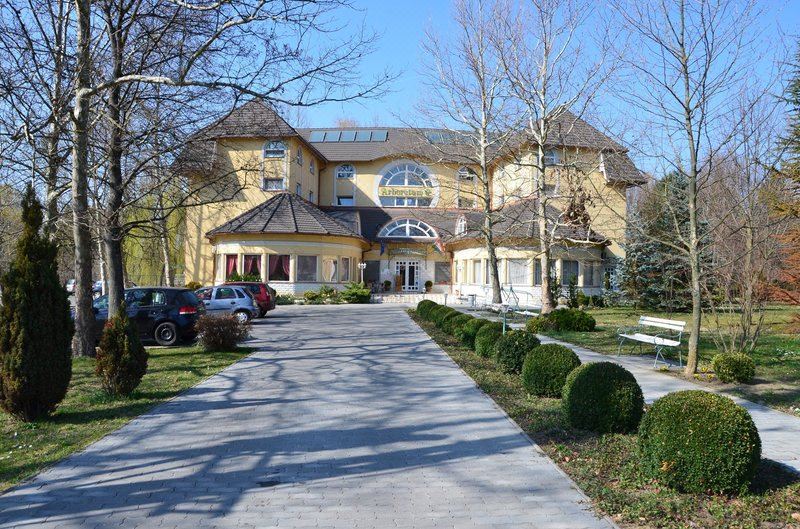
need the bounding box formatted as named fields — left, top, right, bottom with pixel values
left=378, top=218, right=438, bottom=239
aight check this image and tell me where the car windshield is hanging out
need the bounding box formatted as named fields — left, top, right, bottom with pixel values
left=93, top=295, right=108, bottom=311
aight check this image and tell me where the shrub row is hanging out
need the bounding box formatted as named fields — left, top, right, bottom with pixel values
left=413, top=300, right=762, bottom=495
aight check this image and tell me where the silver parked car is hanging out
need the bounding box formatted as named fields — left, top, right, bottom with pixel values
left=195, top=285, right=259, bottom=323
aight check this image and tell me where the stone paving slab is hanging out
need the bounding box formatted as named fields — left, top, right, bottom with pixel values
left=0, top=305, right=615, bottom=529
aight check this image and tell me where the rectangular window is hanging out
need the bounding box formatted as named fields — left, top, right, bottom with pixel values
left=534, top=260, right=542, bottom=286
left=484, top=260, right=491, bottom=285
left=562, top=260, right=579, bottom=286
left=458, top=197, right=476, bottom=209
left=508, top=259, right=530, bottom=285
left=263, top=178, right=284, bottom=191
left=309, top=159, right=315, bottom=174
left=295, top=183, right=301, bottom=195
left=543, top=149, right=559, bottom=166
left=243, top=255, right=261, bottom=277
left=340, top=257, right=351, bottom=282
left=434, top=262, right=451, bottom=284
left=268, top=255, right=290, bottom=282
left=471, top=260, right=482, bottom=285
left=296, top=148, right=303, bottom=166
left=296, top=255, right=318, bottom=282
left=337, top=196, right=354, bottom=206
left=308, top=191, right=314, bottom=203
left=322, top=257, right=338, bottom=282
left=583, top=262, right=601, bottom=287
left=225, top=254, right=238, bottom=279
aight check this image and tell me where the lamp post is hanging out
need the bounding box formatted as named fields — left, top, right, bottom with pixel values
left=358, top=262, right=367, bottom=284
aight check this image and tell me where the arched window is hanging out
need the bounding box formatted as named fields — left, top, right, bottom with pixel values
left=455, top=216, right=467, bottom=236
left=378, top=218, right=438, bottom=239
left=379, top=162, right=434, bottom=207
left=336, top=164, right=355, bottom=179
left=263, top=140, right=286, bottom=158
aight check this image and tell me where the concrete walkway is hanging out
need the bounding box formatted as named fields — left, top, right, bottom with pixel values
left=0, top=305, right=615, bottom=529
left=537, top=335, right=800, bottom=474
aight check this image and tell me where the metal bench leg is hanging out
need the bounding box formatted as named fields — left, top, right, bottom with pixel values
left=653, top=345, right=665, bottom=368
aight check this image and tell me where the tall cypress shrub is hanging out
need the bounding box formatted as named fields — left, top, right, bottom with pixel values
left=0, top=185, right=73, bottom=421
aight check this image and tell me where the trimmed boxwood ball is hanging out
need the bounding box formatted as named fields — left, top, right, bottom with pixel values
left=475, top=322, right=504, bottom=358
left=438, top=309, right=462, bottom=332
left=638, top=390, right=761, bottom=494
left=429, top=305, right=454, bottom=325
left=712, top=353, right=755, bottom=383
left=456, top=318, right=492, bottom=349
left=562, top=362, right=644, bottom=433
left=493, top=331, right=540, bottom=374
left=446, top=314, right=474, bottom=337
left=416, top=300, right=438, bottom=320
left=522, top=344, right=581, bottom=397
left=526, top=309, right=596, bottom=333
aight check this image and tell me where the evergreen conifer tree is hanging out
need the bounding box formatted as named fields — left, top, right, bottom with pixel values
left=620, top=172, right=694, bottom=311
left=0, top=185, right=73, bottom=421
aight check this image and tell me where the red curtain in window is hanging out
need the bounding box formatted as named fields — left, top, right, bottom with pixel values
left=225, top=255, right=237, bottom=278
left=244, top=255, right=261, bottom=276
left=268, top=255, right=290, bottom=281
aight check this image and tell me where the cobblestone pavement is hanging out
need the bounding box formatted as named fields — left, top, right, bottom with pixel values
left=0, top=305, right=615, bottom=529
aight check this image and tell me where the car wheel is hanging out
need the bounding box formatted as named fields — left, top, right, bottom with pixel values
left=154, top=322, right=178, bottom=346
left=234, top=310, right=251, bottom=323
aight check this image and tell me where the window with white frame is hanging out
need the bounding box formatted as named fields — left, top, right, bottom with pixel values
left=484, top=260, right=491, bottom=285
left=340, top=257, right=351, bottom=282
left=322, top=257, right=338, bottom=282
left=378, top=218, right=437, bottom=239
left=337, top=196, right=354, bottom=206
left=296, top=255, right=318, bottom=282
left=471, top=260, right=482, bottom=284
left=583, top=261, right=601, bottom=287
left=308, top=191, right=314, bottom=203
left=543, top=149, right=559, bottom=166
left=508, top=259, right=530, bottom=285
left=534, top=260, right=542, bottom=286
left=263, top=178, right=284, bottom=191
left=263, top=140, right=286, bottom=158
left=458, top=166, right=476, bottom=181
left=309, top=159, right=315, bottom=174
left=561, top=259, right=579, bottom=286
left=295, top=183, right=301, bottom=195
left=336, top=164, right=355, bottom=179
left=379, top=162, right=434, bottom=207
left=296, top=147, right=303, bottom=166
left=455, top=216, right=467, bottom=236
left=458, top=197, right=476, bottom=209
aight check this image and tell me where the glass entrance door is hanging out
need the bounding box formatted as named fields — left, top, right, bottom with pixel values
left=395, top=260, right=420, bottom=292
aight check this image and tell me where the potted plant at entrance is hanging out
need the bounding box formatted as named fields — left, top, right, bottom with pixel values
left=383, top=280, right=391, bottom=292
left=425, top=280, right=433, bottom=293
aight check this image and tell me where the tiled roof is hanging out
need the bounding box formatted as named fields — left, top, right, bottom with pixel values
left=207, top=193, right=364, bottom=239
left=202, top=99, right=297, bottom=138
left=601, top=152, right=647, bottom=184
left=452, top=198, right=607, bottom=243
left=320, top=206, right=467, bottom=240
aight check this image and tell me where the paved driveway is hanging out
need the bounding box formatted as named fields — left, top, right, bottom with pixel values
left=0, top=305, right=613, bottom=529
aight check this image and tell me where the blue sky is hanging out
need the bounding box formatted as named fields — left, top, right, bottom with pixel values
left=307, top=0, right=800, bottom=137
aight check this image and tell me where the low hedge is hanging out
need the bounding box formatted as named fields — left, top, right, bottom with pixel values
left=493, top=331, right=540, bottom=374
left=638, top=390, right=761, bottom=494
left=416, top=300, right=438, bottom=320
left=475, top=322, right=504, bottom=358
left=446, top=313, right=474, bottom=336
left=456, top=318, right=492, bottom=349
left=562, top=362, right=644, bottom=433
left=438, top=310, right=463, bottom=332
left=521, top=344, right=581, bottom=397
left=526, top=308, right=596, bottom=333
left=712, top=353, right=756, bottom=384
left=429, top=305, right=455, bottom=326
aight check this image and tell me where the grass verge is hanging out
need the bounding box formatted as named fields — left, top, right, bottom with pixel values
left=409, top=310, right=800, bottom=529
left=0, top=345, right=251, bottom=491
left=525, top=306, right=800, bottom=415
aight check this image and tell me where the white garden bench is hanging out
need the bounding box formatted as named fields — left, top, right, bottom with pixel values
left=617, top=316, right=686, bottom=368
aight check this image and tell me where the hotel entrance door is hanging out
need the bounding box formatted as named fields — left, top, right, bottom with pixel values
left=395, top=260, right=420, bottom=292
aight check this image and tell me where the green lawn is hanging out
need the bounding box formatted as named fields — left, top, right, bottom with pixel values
left=410, top=311, right=800, bottom=529
left=528, top=306, right=800, bottom=415
left=0, top=346, right=251, bottom=492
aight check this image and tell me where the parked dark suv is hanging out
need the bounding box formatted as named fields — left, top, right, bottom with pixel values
left=224, top=281, right=277, bottom=317
left=92, top=287, right=205, bottom=346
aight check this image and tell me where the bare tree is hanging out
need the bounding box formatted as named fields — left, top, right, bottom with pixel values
left=67, top=0, right=392, bottom=354
left=414, top=0, right=516, bottom=304
left=610, top=0, right=777, bottom=374
left=494, top=0, right=616, bottom=313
